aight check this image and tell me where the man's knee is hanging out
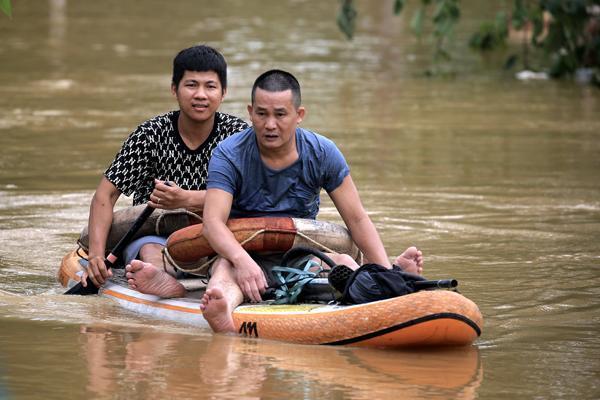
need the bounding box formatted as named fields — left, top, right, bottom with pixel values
left=327, top=253, right=359, bottom=269
left=138, top=243, right=164, bottom=262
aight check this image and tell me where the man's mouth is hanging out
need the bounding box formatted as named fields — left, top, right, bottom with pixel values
left=192, top=103, right=209, bottom=110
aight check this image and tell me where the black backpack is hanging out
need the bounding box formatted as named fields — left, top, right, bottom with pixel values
left=329, top=263, right=456, bottom=305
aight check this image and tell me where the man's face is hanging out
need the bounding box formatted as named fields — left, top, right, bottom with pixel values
left=172, top=70, right=225, bottom=124
left=248, top=88, right=304, bottom=153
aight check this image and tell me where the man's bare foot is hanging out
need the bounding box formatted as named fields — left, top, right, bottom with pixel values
left=393, top=246, right=424, bottom=275
left=200, top=288, right=236, bottom=333
left=125, top=260, right=186, bottom=298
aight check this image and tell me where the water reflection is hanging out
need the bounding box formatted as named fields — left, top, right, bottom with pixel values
left=80, top=327, right=482, bottom=400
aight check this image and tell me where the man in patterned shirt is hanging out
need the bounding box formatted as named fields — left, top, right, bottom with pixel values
left=80, top=45, right=248, bottom=296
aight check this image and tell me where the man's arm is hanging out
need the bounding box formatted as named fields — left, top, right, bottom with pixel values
left=84, top=177, right=121, bottom=287
left=148, top=179, right=206, bottom=213
left=329, top=175, right=392, bottom=268
left=202, top=188, right=268, bottom=302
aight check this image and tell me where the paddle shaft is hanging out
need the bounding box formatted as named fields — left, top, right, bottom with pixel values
left=302, top=278, right=458, bottom=291
left=64, top=205, right=156, bottom=295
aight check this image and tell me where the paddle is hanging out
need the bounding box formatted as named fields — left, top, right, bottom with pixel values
left=64, top=204, right=156, bottom=295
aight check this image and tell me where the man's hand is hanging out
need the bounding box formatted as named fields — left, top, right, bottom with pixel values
left=234, top=260, right=268, bottom=303
left=81, top=255, right=112, bottom=288
left=149, top=179, right=185, bottom=209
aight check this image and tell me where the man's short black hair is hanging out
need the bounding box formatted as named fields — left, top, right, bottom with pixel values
left=172, top=45, right=227, bottom=92
left=251, top=69, right=301, bottom=108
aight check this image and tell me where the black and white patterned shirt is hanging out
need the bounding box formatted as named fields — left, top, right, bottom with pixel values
left=105, top=111, right=248, bottom=205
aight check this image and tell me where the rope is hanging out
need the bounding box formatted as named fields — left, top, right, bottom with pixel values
left=161, top=226, right=353, bottom=274
left=154, top=209, right=202, bottom=236
left=269, top=260, right=323, bottom=304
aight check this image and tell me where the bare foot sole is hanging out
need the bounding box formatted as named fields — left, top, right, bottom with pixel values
left=125, top=260, right=185, bottom=298
left=393, top=246, right=424, bottom=275
left=200, top=288, right=235, bottom=333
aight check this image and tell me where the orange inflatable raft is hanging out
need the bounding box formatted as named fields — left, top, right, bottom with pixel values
left=58, top=249, right=483, bottom=348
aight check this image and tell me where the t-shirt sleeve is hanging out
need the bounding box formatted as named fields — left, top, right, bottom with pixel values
left=322, top=139, right=350, bottom=193
left=206, top=144, right=238, bottom=195
left=104, top=127, right=154, bottom=197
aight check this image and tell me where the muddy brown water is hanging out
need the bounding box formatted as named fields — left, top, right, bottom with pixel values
left=1, top=1, right=599, bottom=399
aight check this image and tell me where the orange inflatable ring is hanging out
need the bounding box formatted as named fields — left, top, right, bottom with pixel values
left=165, top=217, right=361, bottom=274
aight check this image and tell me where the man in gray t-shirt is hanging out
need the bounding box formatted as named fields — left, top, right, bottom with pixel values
left=207, top=126, right=349, bottom=219
left=197, top=69, right=424, bottom=333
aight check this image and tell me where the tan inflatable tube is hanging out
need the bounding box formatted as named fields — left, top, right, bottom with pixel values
left=77, top=204, right=201, bottom=253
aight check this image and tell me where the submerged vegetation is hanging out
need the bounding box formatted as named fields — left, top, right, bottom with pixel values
left=337, top=0, right=600, bottom=85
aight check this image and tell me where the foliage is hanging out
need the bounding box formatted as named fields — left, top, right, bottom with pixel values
left=337, top=0, right=600, bottom=84
left=540, top=0, right=599, bottom=81
left=337, top=0, right=460, bottom=64
left=1, top=0, right=11, bottom=18
left=469, top=0, right=600, bottom=83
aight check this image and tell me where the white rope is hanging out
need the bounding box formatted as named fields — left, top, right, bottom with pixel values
left=162, top=227, right=345, bottom=274
left=154, top=209, right=202, bottom=236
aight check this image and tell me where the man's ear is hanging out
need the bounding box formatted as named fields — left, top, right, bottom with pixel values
left=296, top=106, right=306, bottom=124
left=247, top=104, right=253, bottom=117
left=171, top=83, right=177, bottom=96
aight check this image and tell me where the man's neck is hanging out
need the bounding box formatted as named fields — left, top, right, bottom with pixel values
left=177, top=113, right=216, bottom=150
left=259, top=138, right=298, bottom=170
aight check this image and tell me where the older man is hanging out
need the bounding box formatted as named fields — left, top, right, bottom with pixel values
left=199, top=69, right=423, bottom=332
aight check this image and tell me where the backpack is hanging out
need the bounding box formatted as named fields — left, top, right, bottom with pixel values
left=329, top=263, right=430, bottom=305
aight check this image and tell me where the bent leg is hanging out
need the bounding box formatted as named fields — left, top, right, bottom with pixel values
left=125, top=260, right=186, bottom=298
left=325, top=253, right=360, bottom=270
left=328, top=248, right=423, bottom=275
left=200, top=257, right=244, bottom=333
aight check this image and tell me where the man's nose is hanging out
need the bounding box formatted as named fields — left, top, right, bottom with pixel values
left=265, top=117, right=277, bottom=130
left=193, top=87, right=207, bottom=98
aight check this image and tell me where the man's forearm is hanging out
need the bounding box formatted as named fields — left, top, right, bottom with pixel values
left=347, top=215, right=391, bottom=268
left=183, top=189, right=206, bottom=213
left=87, top=197, right=114, bottom=258
left=203, top=219, right=254, bottom=267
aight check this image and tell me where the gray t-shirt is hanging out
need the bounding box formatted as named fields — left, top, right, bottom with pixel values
left=207, top=127, right=350, bottom=219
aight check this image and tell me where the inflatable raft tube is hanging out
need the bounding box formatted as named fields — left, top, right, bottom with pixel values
left=165, top=217, right=361, bottom=274
left=77, top=204, right=201, bottom=253
left=59, top=250, right=483, bottom=348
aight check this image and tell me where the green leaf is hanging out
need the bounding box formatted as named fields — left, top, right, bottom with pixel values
left=337, top=0, right=357, bottom=40
left=1, top=0, right=12, bottom=18
left=494, top=11, right=509, bottom=39
left=410, top=6, right=425, bottom=37
left=512, top=0, right=528, bottom=30
left=393, top=0, right=405, bottom=15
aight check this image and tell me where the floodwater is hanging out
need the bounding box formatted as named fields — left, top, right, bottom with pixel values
left=1, top=1, right=599, bottom=399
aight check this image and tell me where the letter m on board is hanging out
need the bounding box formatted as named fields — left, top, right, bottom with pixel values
left=239, top=321, right=259, bottom=337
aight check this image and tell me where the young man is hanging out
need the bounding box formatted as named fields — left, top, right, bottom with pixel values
left=81, top=45, right=248, bottom=297
left=199, top=69, right=423, bottom=333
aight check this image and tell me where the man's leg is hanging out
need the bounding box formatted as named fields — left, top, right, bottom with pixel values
left=200, top=257, right=244, bottom=333
left=124, top=238, right=186, bottom=298
left=327, top=247, right=424, bottom=275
